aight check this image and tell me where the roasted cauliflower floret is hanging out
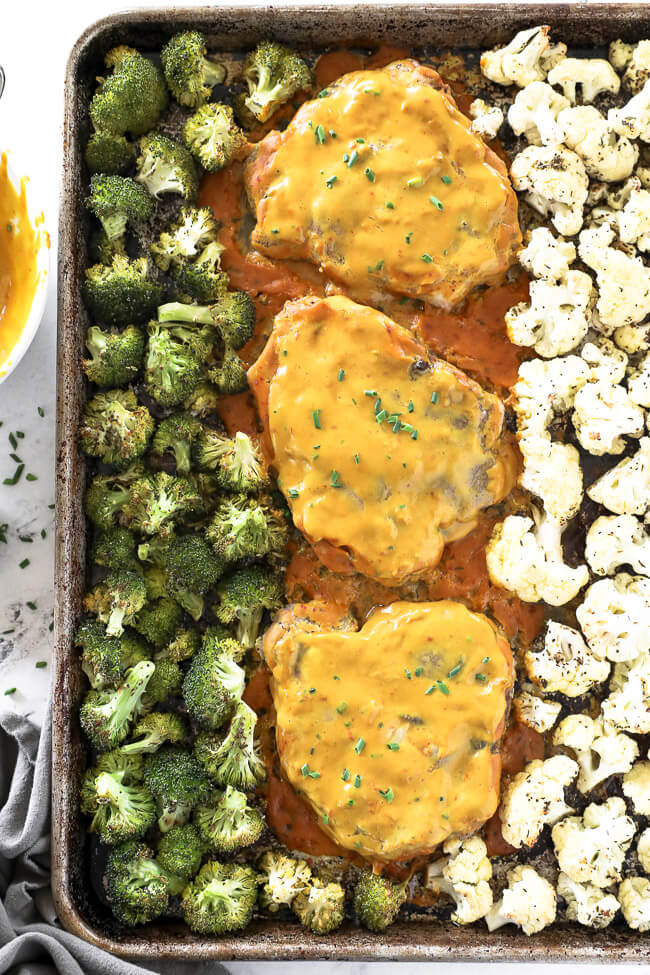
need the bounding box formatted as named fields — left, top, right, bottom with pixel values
left=622, top=758, right=650, bottom=816
left=547, top=57, right=620, bottom=103
left=581, top=336, right=628, bottom=384
left=601, top=649, right=650, bottom=734
left=619, top=40, right=650, bottom=93
left=609, top=39, right=635, bottom=74
left=628, top=350, right=650, bottom=406
left=486, top=510, right=589, bottom=606
left=513, top=690, right=561, bottom=732
left=587, top=437, right=650, bottom=515
left=558, top=106, right=638, bottom=181
left=426, top=836, right=493, bottom=925
left=609, top=80, right=650, bottom=141
left=481, top=26, right=566, bottom=88
left=513, top=354, right=589, bottom=439
left=557, top=873, right=620, bottom=928
left=614, top=323, right=650, bottom=353
left=585, top=514, right=650, bottom=576
left=485, top=866, right=556, bottom=935
left=553, top=714, right=639, bottom=793
left=518, top=437, right=584, bottom=524
left=552, top=797, right=635, bottom=888
left=572, top=380, right=644, bottom=455
left=576, top=573, right=650, bottom=662
left=618, top=877, right=650, bottom=931
left=468, top=99, right=504, bottom=141
left=499, top=755, right=578, bottom=848
left=616, top=185, right=650, bottom=252
left=519, top=227, right=575, bottom=280
left=524, top=621, right=610, bottom=697
left=505, top=271, right=594, bottom=357
left=578, top=223, right=650, bottom=329
left=637, top=828, right=650, bottom=872
left=507, top=81, right=569, bottom=145
left=511, top=145, right=589, bottom=236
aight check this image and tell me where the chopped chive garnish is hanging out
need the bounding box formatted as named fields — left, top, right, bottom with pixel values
left=374, top=398, right=382, bottom=414
left=329, top=129, right=337, bottom=137
left=48, top=503, right=55, bottom=510
left=354, top=453, right=360, bottom=464
left=26, top=601, right=37, bottom=610
left=8, top=433, right=17, bottom=449
left=342, top=768, right=351, bottom=782
left=2, top=629, right=14, bottom=634
left=365, top=389, right=378, bottom=396
left=448, top=662, right=463, bottom=678
left=408, top=401, right=414, bottom=413
left=35, top=661, right=47, bottom=668
left=318, top=88, right=330, bottom=98
left=405, top=668, right=412, bottom=679
left=48, top=621, right=54, bottom=632
left=347, top=149, right=359, bottom=167
left=482, top=656, right=490, bottom=663
left=312, top=409, right=321, bottom=429
left=356, top=137, right=365, bottom=143
left=386, top=201, right=395, bottom=209
left=421, top=253, right=433, bottom=263
left=315, top=124, right=326, bottom=144
left=430, top=391, right=439, bottom=404
left=18, top=535, right=32, bottom=543
left=429, top=195, right=444, bottom=210
left=288, top=488, right=299, bottom=499
left=441, top=174, right=452, bottom=185
left=343, top=153, right=349, bottom=163
left=378, top=787, right=395, bottom=803
left=322, top=813, right=329, bottom=823
left=347, top=799, right=355, bottom=806
left=3, top=464, right=24, bottom=485
left=41, top=529, right=46, bottom=539
left=301, top=763, right=309, bottom=777
left=309, top=770, right=321, bottom=778
left=330, top=469, right=342, bottom=488
left=338, top=368, right=345, bottom=381
left=364, top=167, right=375, bottom=182
left=425, top=684, right=436, bottom=695
left=407, top=177, right=423, bottom=188
left=309, top=687, right=316, bottom=694
left=25, top=474, right=38, bottom=482
left=354, top=774, right=362, bottom=788
left=475, top=673, right=487, bottom=682
left=15, top=431, right=23, bottom=439
left=387, top=742, right=400, bottom=751
left=4, top=688, right=16, bottom=696
left=9, top=453, right=22, bottom=463
left=375, top=409, right=387, bottom=423
left=415, top=666, right=423, bottom=677
left=326, top=175, right=338, bottom=188
left=354, top=738, right=365, bottom=754
left=437, top=680, right=450, bottom=695
left=37, top=407, right=44, bottom=417
left=336, top=701, right=348, bottom=714
left=19, top=558, right=29, bottom=569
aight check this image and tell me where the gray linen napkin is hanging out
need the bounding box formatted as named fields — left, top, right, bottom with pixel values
left=0, top=695, right=228, bottom=975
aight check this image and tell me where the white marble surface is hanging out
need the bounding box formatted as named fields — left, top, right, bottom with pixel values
left=0, top=0, right=645, bottom=970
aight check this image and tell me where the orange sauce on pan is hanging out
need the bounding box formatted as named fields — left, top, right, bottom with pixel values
left=0, top=153, right=40, bottom=371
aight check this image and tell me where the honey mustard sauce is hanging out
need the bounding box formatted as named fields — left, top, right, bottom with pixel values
left=0, top=153, right=40, bottom=372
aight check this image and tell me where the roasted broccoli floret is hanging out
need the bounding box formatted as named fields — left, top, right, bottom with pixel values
left=183, top=381, right=222, bottom=418
left=171, top=243, right=229, bottom=303
left=122, top=711, right=188, bottom=754
left=161, top=31, right=226, bottom=108
left=142, top=659, right=184, bottom=706
left=121, top=471, right=202, bottom=537
left=86, top=174, right=153, bottom=241
left=105, top=840, right=170, bottom=925
left=144, top=324, right=204, bottom=408
left=258, top=851, right=312, bottom=912
left=79, top=389, right=154, bottom=467
left=135, top=133, right=199, bottom=202
left=196, top=700, right=266, bottom=791
left=156, top=823, right=203, bottom=883
left=150, top=206, right=219, bottom=271
left=353, top=869, right=407, bottom=932
left=165, top=534, right=225, bottom=619
left=151, top=413, right=202, bottom=475
left=132, top=596, right=184, bottom=649
left=74, top=618, right=123, bottom=689
left=194, top=786, right=264, bottom=854
left=82, top=324, right=145, bottom=387
left=206, top=347, right=248, bottom=395
left=241, top=41, right=312, bottom=123
left=215, top=564, right=284, bottom=648
left=89, top=227, right=127, bottom=266
left=156, top=626, right=201, bottom=663
left=90, top=46, right=168, bottom=137
left=181, top=861, right=259, bottom=934
left=293, top=876, right=345, bottom=935
left=183, top=102, right=247, bottom=172
left=83, top=255, right=163, bottom=327
left=91, top=526, right=138, bottom=572
left=206, top=494, right=288, bottom=562
left=183, top=635, right=245, bottom=731
left=216, top=432, right=268, bottom=494
left=80, top=755, right=156, bottom=845
left=84, top=465, right=144, bottom=531
left=83, top=569, right=148, bottom=637
left=85, top=131, right=136, bottom=176
left=144, top=745, right=212, bottom=831
left=158, top=292, right=256, bottom=350
left=119, top=629, right=153, bottom=670
left=79, top=659, right=155, bottom=750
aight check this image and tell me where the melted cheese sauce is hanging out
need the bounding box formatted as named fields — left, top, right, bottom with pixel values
left=246, top=60, right=520, bottom=309
left=0, top=154, right=40, bottom=372
left=249, top=294, right=517, bottom=584
left=264, top=599, right=514, bottom=861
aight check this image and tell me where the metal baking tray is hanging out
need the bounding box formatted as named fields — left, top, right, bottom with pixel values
left=54, top=3, right=650, bottom=961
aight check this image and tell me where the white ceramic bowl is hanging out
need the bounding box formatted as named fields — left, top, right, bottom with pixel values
left=0, top=149, right=50, bottom=384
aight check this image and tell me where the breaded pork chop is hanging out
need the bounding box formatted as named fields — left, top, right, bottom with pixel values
left=244, top=59, right=521, bottom=310
left=248, top=295, right=517, bottom=586
left=264, top=599, right=514, bottom=861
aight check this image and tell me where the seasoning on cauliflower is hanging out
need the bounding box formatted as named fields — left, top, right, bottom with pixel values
left=485, top=866, right=556, bottom=935
left=513, top=690, right=562, bottom=732
left=572, top=380, right=644, bottom=455
left=547, top=58, right=621, bottom=103
left=578, top=223, right=650, bottom=329
left=505, top=271, right=594, bottom=357
left=557, top=873, right=620, bottom=928
left=614, top=323, right=650, bottom=353
left=507, top=81, right=569, bottom=145
left=524, top=621, right=610, bottom=697
left=585, top=514, right=650, bottom=576
left=468, top=99, right=503, bottom=141
left=622, top=758, right=650, bottom=816
left=609, top=80, right=650, bottom=141
left=519, top=227, right=576, bottom=280
left=616, top=184, right=650, bottom=252
left=581, top=336, right=628, bottom=384
left=609, top=39, right=635, bottom=74
left=426, top=835, right=493, bottom=925
left=511, top=145, right=589, bottom=236
left=499, top=755, right=578, bottom=848
left=619, top=40, right=650, bottom=93
left=601, top=649, right=650, bottom=734
left=587, top=437, right=650, bottom=516
left=513, top=354, right=590, bottom=440
left=553, top=714, right=639, bottom=794
left=637, top=828, right=650, bottom=872
left=628, top=350, right=650, bottom=407
left=481, top=26, right=566, bottom=88
left=553, top=797, right=635, bottom=888
left=558, top=106, right=638, bottom=182
left=486, top=510, right=589, bottom=606
left=519, top=437, right=584, bottom=524
left=576, top=573, right=650, bottom=662
left=618, top=877, right=650, bottom=931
